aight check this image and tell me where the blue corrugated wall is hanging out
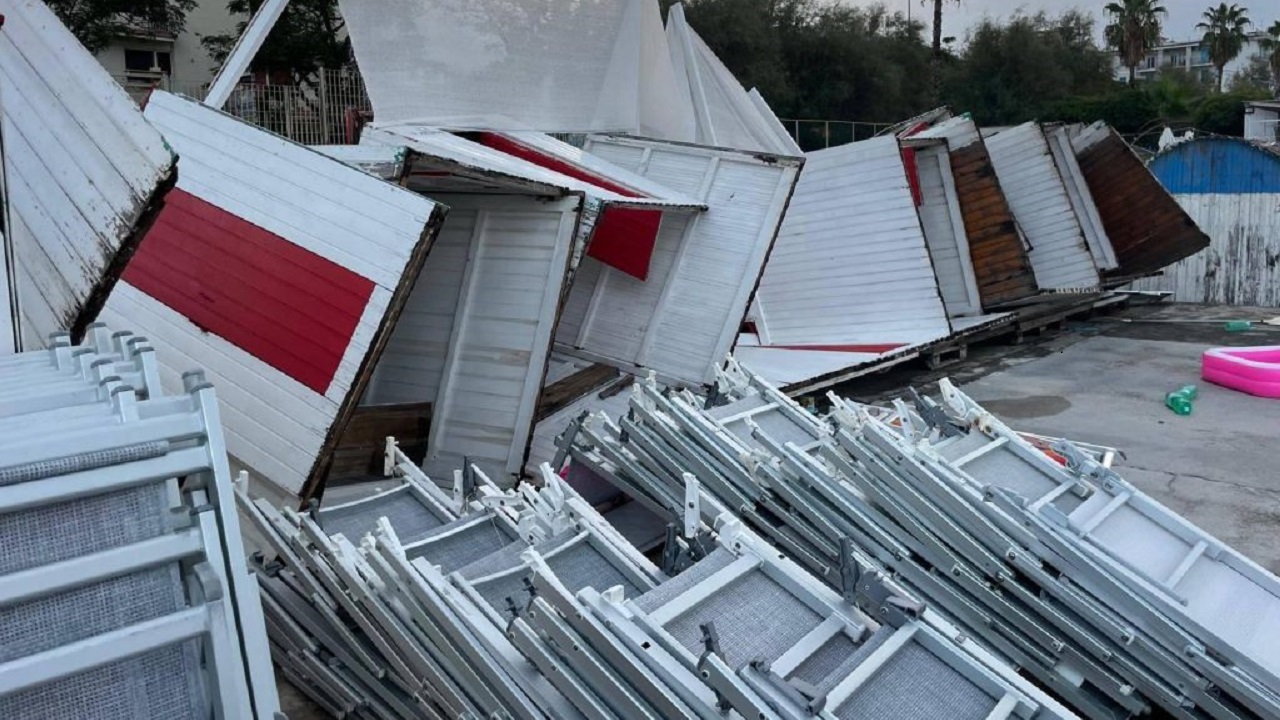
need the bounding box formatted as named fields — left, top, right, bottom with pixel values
left=1150, top=139, right=1280, bottom=194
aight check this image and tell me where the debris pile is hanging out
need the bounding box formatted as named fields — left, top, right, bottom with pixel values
left=559, top=360, right=1280, bottom=720
left=241, top=447, right=1071, bottom=718
left=0, top=325, right=278, bottom=718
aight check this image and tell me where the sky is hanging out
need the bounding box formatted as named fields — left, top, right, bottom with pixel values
left=849, top=0, right=1277, bottom=45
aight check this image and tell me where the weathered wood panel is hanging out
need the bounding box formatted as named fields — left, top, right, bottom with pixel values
left=1072, top=122, right=1209, bottom=278
left=948, top=143, right=1039, bottom=307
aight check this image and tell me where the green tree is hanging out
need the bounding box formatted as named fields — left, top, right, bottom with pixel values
left=201, top=0, right=349, bottom=85
left=1104, top=0, right=1167, bottom=85
left=1197, top=3, right=1252, bottom=92
left=44, top=0, right=196, bottom=52
left=949, top=11, right=1117, bottom=125
left=1259, top=20, right=1280, bottom=95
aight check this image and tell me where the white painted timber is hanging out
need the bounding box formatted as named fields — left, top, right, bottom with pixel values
left=339, top=0, right=694, bottom=137
left=564, top=136, right=802, bottom=385
left=365, top=125, right=704, bottom=210
left=915, top=143, right=982, bottom=317
left=422, top=196, right=580, bottom=482
left=1044, top=124, right=1117, bottom=270
left=311, top=143, right=407, bottom=181
left=752, top=136, right=952, bottom=347
left=0, top=0, right=176, bottom=351
left=1130, top=193, right=1280, bottom=305
left=915, top=113, right=982, bottom=149
left=666, top=4, right=799, bottom=155
left=100, top=92, right=442, bottom=496
left=986, top=122, right=1100, bottom=290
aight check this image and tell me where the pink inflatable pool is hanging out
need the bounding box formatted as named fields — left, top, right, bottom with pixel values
left=1202, top=346, right=1280, bottom=398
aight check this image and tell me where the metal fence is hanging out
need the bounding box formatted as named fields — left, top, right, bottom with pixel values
left=779, top=119, right=894, bottom=150
left=120, top=69, right=890, bottom=150
left=121, top=68, right=373, bottom=145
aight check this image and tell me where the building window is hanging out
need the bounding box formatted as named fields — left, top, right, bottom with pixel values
left=124, top=49, right=171, bottom=75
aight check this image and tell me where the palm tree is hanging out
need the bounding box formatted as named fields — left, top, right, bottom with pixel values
left=1197, top=3, right=1252, bottom=92
left=926, top=0, right=960, bottom=104
left=1260, top=20, right=1280, bottom=95
left=1105, top=0, right=1167, bottom=85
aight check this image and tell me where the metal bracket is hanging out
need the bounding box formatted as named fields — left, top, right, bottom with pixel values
left=843, top=537, right=924, bottom=627
left=909, top=388, right=966, bottom=438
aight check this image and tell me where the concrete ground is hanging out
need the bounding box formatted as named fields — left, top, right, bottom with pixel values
left=261, top=301, right=1280, bottom=717
left=835, top=301, right=1280, bottom=575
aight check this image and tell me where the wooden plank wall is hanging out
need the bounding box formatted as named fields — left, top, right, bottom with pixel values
left=948, top=142, right=1040, bottom=307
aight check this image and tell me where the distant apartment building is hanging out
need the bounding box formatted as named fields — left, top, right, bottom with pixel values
left=94, top=1, right=245, bottom=101
left=1246, top=100, right=1280, bottom=142
left=1114, top=32, right=1269, bottom=86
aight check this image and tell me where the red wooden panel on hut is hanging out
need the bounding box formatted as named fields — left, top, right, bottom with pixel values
left=123, top=189, right=375, bottom=395
left=477, top=132, right=664, bottom=281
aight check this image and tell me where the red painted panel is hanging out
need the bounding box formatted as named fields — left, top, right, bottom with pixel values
left=123, top=189, right=375, bottom=394
left=900, top=122, right=928, bottom=207
left=585, top=207, right=662, bottom=281
left=478, top=132, right=663, bottom=281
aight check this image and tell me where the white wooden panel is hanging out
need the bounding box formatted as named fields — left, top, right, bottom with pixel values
left=755, top=137, right=952, bottom=346
left=100, top=283, right=331, bottom=494
left=916, top=145, right=981, bottom=317
left=1130, top=193, right=1280, bottom=306
left=0, top=0, right=175, bottom=351
left=100, top=94, right=442, bottom=496
left=1045, top=125, right=1118, bottom=270
left=425, top=197, right=578, bottom=482
left=584, top=142, right=648, bottom=172
left=560, top=213, right=692, bottom=363
left=365, top=210, right=476, bottom=404
left=573, top=137, right=802, bottom=385
left=145, top=92, right=426, bottom=289
left=554, top=258, right=602, bottom=346
left=666, top=4, right=799, bottom=155
left=986, top=122, right=1100, bottom=290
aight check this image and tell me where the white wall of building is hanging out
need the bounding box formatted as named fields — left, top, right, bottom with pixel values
left=95, top=0, right=245, bottom=96
left=1114, top=33, right=1269, bottom=86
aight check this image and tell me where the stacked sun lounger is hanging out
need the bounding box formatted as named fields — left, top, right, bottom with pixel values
left=241, top=435, right=1071, bottom=718
left=558, top=359, right=1280, bottom=720
left=0, top=324, right=279, bottom=719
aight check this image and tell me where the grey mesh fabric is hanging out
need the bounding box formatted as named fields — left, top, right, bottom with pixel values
left=0, top=641, right=207, bottom=720
left=0, top=441, right=169, bottom=486
left=338, top=0, right=694, bottom=137
left=633, top=547, right=736, bottom=614
left=935, top=432, right=990, bottom=463
left=789, top=627, right=894, bottom=698
left=835, top=643, right=996, bottom=720
left=467, top=531, right=646, bottom=613
left=319, top=486, right=448, bottom=544
left=961, top=447, right=1057, bottom=498
left=406, top=516, right=518, bottom=573
left=0, top=483, right=169, bottom=575
left=663, top=569, right=824, bottom=670
left=0, top=565, right=185, bottom=662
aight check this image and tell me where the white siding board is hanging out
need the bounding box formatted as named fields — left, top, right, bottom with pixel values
left=101, top=283, right=330, bottom=493
left=1130, top=193, right=1280, bottom=306
left=568, top=137, right=801, bottom=385
left=366, top=211, right=476, bottom=405
left=424, top=196, right=578, bottom=482
left=100, top=94, right=442, bottom=496
left=986, top=122, right=1100, bottom=290
left=0, top=0, right=175, bottom=350
left=754, top=136, right=951, bottom=346
left=1045, top=125, right=1117, bottom=270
